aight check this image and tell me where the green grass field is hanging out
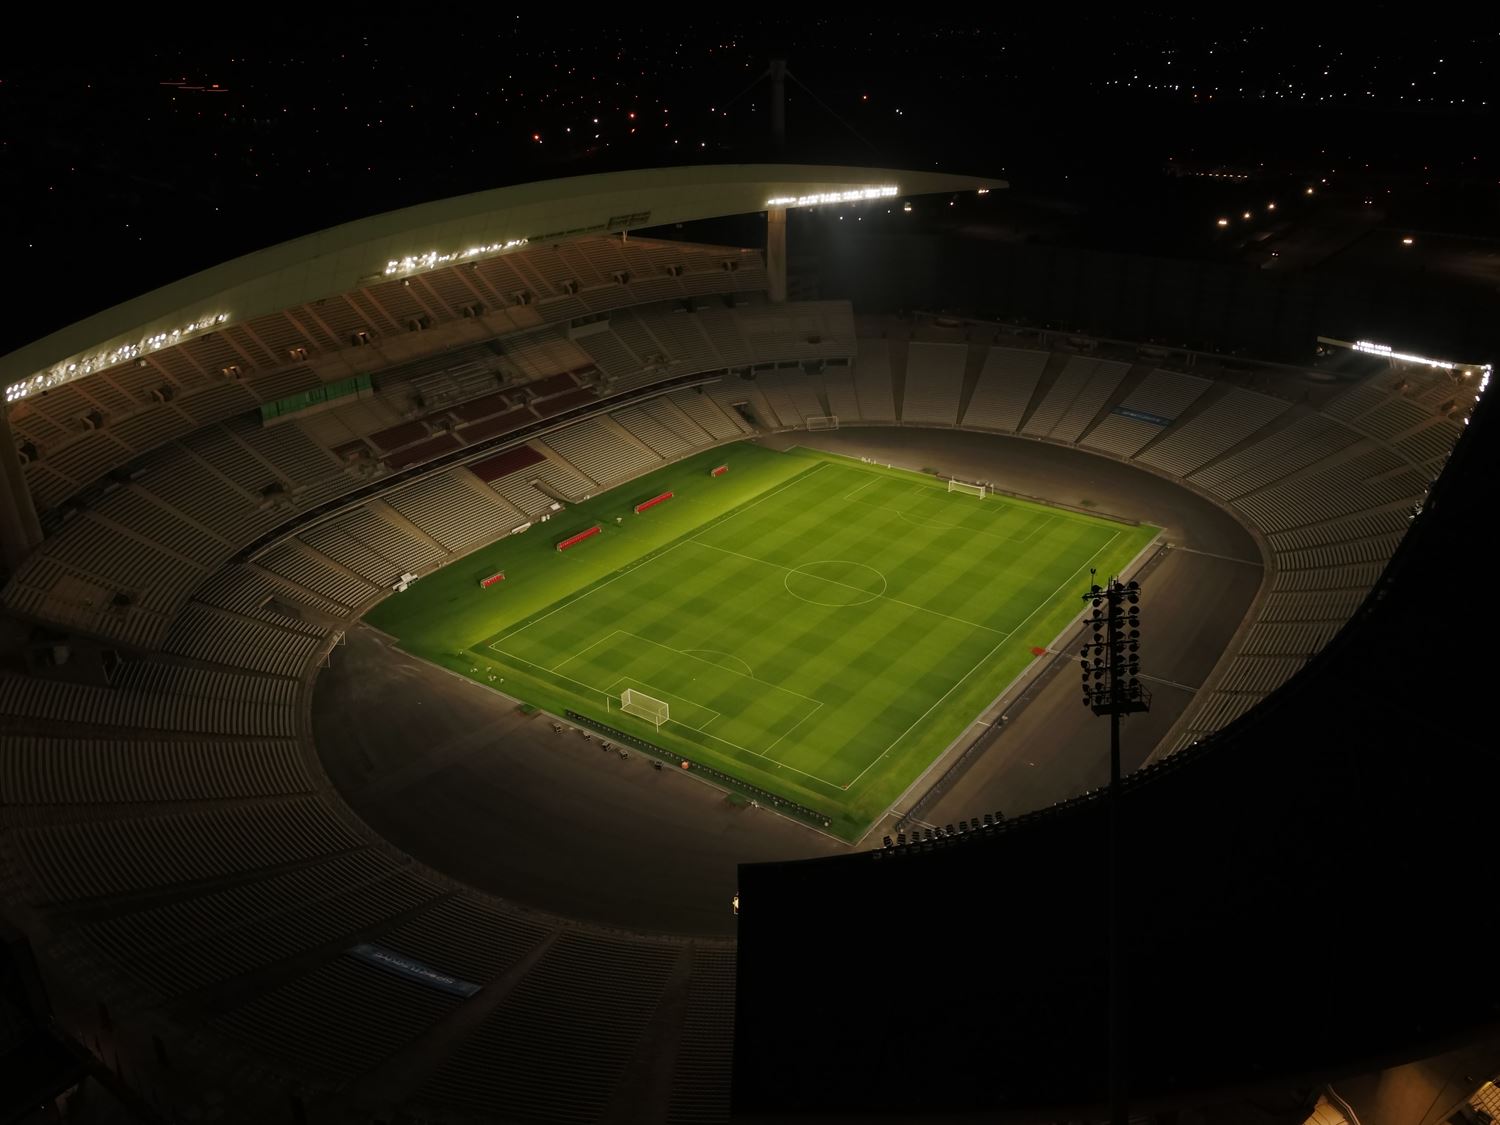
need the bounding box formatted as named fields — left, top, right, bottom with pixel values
left=366, top=443, right=1159, bottom=839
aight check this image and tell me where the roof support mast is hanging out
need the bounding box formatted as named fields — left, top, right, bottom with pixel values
left=767, top=58, right=789, bottom=303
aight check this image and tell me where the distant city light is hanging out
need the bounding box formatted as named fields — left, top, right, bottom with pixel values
left=1267, top=202, right=1277, bottom=211
left=1401, top=236, right=1414, bottom=245
left=1216, top=217, right=1229, bottom=227
left=1242, top=211, right=1252, bottom=220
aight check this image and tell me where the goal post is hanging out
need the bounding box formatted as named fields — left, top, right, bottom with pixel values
left=947, top=479, right=986, bottom=498
left=805, top=414, right=839, bottom=431
left=620, top=688, right=670, bottom=730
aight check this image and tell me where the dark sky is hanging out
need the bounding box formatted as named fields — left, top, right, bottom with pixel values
left=2, top=17, right=1495, bottom=355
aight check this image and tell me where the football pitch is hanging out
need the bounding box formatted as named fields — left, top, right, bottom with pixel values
left=366, top=443, right=1159, bottom=840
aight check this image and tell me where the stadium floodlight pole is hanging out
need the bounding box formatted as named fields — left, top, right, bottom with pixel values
left=1079, top=572, right=1150, bottom=1125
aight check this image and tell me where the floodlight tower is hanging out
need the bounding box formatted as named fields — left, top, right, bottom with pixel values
left=1079, top=573, right=1149, bottom=1125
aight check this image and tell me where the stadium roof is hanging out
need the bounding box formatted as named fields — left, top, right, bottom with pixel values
left=1, top=164, right=997, bottom=403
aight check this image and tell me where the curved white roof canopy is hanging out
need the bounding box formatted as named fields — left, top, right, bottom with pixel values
left=3, top=164, right=998, bottom=402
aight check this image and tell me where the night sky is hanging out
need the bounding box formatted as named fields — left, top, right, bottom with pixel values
left=2, top=17, right=1496, bottom=355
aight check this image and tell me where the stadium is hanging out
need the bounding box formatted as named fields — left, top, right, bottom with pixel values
left=0, top=159, right=1494, bottom=1125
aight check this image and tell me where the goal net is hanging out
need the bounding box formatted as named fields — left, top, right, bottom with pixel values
left=947, top=479, right=986, bottom=498
left=805, top=415, right=839, bottom=431
left=620, top=688, right=670, bottom=729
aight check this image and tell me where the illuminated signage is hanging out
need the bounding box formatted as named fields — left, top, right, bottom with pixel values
left=384, top=237, right=529, bottom=277
left=7, top=313, right=230, bottom=403
left=766, top=185, right=899, bottom=208
left=348, top=943, right=480, bottom=997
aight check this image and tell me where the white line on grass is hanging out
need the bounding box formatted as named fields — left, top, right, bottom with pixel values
left=999, top=529, right=1120, bottom=641
left=828, top=462, right=1108, bottom=533
left=762, top=700, right=825, bottom=757
left=843, top=487, right=1059, bottom=547
left=613, top=630, right=822, bottom=706
left=490, top=646, right=615, bottom=708
left=840, top=529, right=1123, bottom=792
left=550, top=631, right=621, bottom=673
left=686, top=460, right=832, bottom=542
left=490, top=539, right=691, bottom=648
left=689, top=540, right=1010, bottom=637
left=507, top=629, right=836, bottom=781
left=601, top=669, right=838, bottom=787
left=681, top=649, right=755, bottom=677
left=689, top=725, right=841, bottom=789
left=1015, top=513, right=1057, bottom=545
left=488, top=462, right=832, bottom=653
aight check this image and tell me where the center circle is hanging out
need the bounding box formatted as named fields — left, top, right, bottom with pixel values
left=782, top=559, right=888, bottom=607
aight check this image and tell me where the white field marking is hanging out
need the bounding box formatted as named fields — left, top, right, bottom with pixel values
left=686, top=460, right=833, bottom=543
left=1015, top=513, right=1057, bottom=545
left=842, top=476, right=883, bottom=501
left=690, top=540, right=1009, bottom=637
left=762, top=699, right=826, bottom=757
left=888, top=507, right=1034, bottom=543
left=841, top=529, right=1123, bottom=792
left=490, top=462, right=832, bottom=651
left=681, top=648, right=755, bottom=677
left=596, top=668, right=840, bottom=786
left=489, top=538, right=691, bottom=649
left=997, top=529, right=1121, bottom=639
left=549, top=630, right=621, bottom=673
left=596, top=659, right=841, bottom=785
left=613, top=630, right=823, bottom=707
left=782, top=560, right=888, bottom=607
left=487, top=646, right=615, bottom=709
left=833, top=463, right=1107, bottom=532
left=836, top=480, right=1053, bottom=546
left=688, top=723, right=843, bottom=789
